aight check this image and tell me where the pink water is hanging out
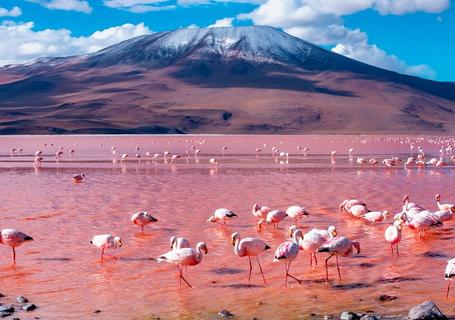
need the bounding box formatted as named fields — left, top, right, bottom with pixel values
left=1, top=135, right=455, bottom=319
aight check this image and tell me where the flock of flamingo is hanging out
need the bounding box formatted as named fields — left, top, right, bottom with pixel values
left=2, top=140, right=455, bottom=299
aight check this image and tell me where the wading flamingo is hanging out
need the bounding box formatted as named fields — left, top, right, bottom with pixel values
left=362, top=210, right=389, bottom=223
left=90, top=234, right=123, bottom=260
left=273, top=231, right=302, bottom=286
left=317, top=236, right=360, bottom=283
left=258, top=210, right=287, bottom=230
left=156, top=242, right=208, bottom=288
left=285, top=205, right=309, bottom=224
left=385, top=219, right=403, bottom=256
left=231, top=232, right=271, bottom=285
left=252, top=204, right=271, bottom=219
left=207, top=208, right=237, bottom=225
left=131, top=211, right=158, bottom=231
left=435, top=194, right=455, bottom=214
left=0, top=229, right=33, bottom=264
left=445, top=258, right=455, bottom=298
left=72, top=173, right=85, bottom=183
left=339, top=199, right=367, bottom=213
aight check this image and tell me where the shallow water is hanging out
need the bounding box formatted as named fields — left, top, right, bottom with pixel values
left=1, top=135, right=455, bottom=320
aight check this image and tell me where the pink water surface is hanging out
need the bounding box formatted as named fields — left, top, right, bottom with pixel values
left=0, top=135, right=455, bottom=320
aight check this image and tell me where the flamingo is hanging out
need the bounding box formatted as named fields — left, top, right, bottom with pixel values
left=402, top=195, right=425, bottom=217
left=252, top=204, right=271, bottom=219
left=289, top=225, right=337, bottom=267
left=348, top=148, right=354, bottom=156
left=0, top=229, right=33, bottom=264
left=339, top=199, right=367, bottom=213
left=170, top=154, right=180, bottom=165
left=362, top=210, right=389, bottom=223
left=156, top=242, right=208, bottom=288
left=258, top=210, right=287, bottom=229
left=357, top=157, right=367, bottom=165
left=435, top=194, right=455, bottom=214
left=209, top=158, right=218, bottom=166
left=369, top=158, right=378, bottom=165
left=131, top=211, right=158, bottom=231
left=231, top=232, right=271, bottom=285
left=72, top=173, right=85, bottom=183
left=207, top=208, right=237, bottom=225
left=406, top=212, right=442, bottom=239
left=385, top=219, right=403, bottom=256
left=317, top=236, right=360, bottom=283
left=273, top=231, right=302, bottom=286
left=331, top=151, right=337, bottom=160
left=285, top=205, right=309, bottom=224
left=90, top=234, right=123, bottom=260
left=121, top=154, right=128, bottom=163
left=445, top=258, right=455, bottom=298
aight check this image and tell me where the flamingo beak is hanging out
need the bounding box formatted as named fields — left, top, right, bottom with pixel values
left=204, top=247, right=209, bottom=254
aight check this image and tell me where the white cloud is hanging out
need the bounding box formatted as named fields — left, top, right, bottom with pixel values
left=27, top=0, right=93, bottom=13
left=239, top=0, right=444, bottom=78
left=0, top=21, right=152, bottom=66
left=103, top=0, right=175, bottom=12
left=0, top=6, right=22, bottom=17
left=208, top=17, right=234, bottom=28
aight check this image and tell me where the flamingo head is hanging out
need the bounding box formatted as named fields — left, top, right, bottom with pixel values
left=207, top=216, right=216, bottom=223
left=252, top=203, right=259, bottom=213
left=257, top=219, right=266, bottom=230
left=328, top=226, right=337, bottom=238
left=383, top=211, right=390, bottom=219
left=435, top=194, right=441, bottom=201
left=114, top=237, right=123, bottom=247
left=394, top=219, right=403, bottom=231
left=339, top=200, right=347, bottom=212
left=231, top=232, right=240, bottom=246
left=288, top=225, right=297, bottom=237
left=197, top=242, right=208, bottom=254
left=402, top=195, right=409, bottom=204
left=170, top=236, right=176, bottom=249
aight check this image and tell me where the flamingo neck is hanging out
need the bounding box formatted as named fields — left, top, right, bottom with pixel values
left=234, top=238, right=241, bottom=256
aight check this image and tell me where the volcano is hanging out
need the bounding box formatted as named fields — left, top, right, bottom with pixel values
left=1, top=25, right=454, bottom=134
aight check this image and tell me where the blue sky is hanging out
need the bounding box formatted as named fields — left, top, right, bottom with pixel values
left=0, top=0, right=453, bottom=81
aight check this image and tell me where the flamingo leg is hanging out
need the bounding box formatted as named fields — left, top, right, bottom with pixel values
left=325, top=254, right=334, bottom=284
left=286, top=261, right=302, bottom=284
left=447, top=281, right=451, bottom=299
left=12, top=247, right=16, bottom=264
left=284, top=262, right=288, bottom=287
left=335, top=255, right=341, bottom=280
left=179, top=266, right=192, bottom=288
left=100, top=248, right=104, bottom=261
left=256, top=256, right=267, bottom=284
left=309, top=253, right=313, bottom=267
left=141, top=225, right=144, bottom=232
left=314, top=253, right=318, bottom=267
left=178, top=266, right=182, bottom=286
left=396, top=244, right=399, bottom=256
left=248, top=256, right=253, bottom=285
left=391, top=243, right=394, bottom=256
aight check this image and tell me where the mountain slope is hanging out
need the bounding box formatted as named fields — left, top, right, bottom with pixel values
left=0, top=25, right=454, bottom=134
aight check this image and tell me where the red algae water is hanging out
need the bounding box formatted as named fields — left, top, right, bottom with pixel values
left=1, top=135, right=455, bottom=319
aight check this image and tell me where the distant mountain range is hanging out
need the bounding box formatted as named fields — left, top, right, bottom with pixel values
left=0, top=25, right=454, bottom=134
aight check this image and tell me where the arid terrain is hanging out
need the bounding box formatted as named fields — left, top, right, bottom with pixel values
left=0, top=26, right=454, bottom=134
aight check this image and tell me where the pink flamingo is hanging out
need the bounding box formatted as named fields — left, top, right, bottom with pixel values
left=406, top=212, right=441, bottom=239
left=90, top=234, right=123, bottom=260
left=289, top=225, right=337, bottom=267
left=285, top=205, right=309, bottom=224
left=362, top=210, right=389, bottom=223
left=0, top=229, right=33, bottom=264
left=258, top=210, right=287, bottom=229
left=317, top=236, right=360, bottom=283
left=445, top=258, right=455, bottom=298
left=273, top=231, right=302, bottom=286
left=339, top=199, right=367, bottom=213
left=252, top=203, right=271, bottom=219
left=385, top=219, right=403, bottom=255
left=131, top=211, right=158, bottom=231
left=435, top=194, right=455, bottom=214
left=207, top=208, right=237, bottom=225
left=170, top=154, right=180, bottom=165
left=156, top=242, right=208, bottom=288
left=231, top=232, right=271, bottom=285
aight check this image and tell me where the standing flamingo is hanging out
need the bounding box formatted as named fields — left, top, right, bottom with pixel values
left=156, top=242, right=208, bottom=288
left=231, top=232, right=271, bottom=285
left=258, top=210, right=287, bottom=229
left=435, top=194, right=455, bottom=214
left=317, top=236, right=360, bottom=283
left=207, top=208, right=237, bottom=224
left=0, top=229, right=33, bottom=264
left=252, top=204, right=271, bottom=219
left=131, top=211, right=158, bottom=231
left=445, top=258, right=455, bottom=298
left=362, top=210, right=389, bottom=223
left=385, top=219, right=403, bottom=255
left=90, top=234, right=123, bottom=260
left=285, top=205, right=309, bottom=224
left=273, top=231, right=302, bottom=286
left=339, top=199, right=367, bottom=213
